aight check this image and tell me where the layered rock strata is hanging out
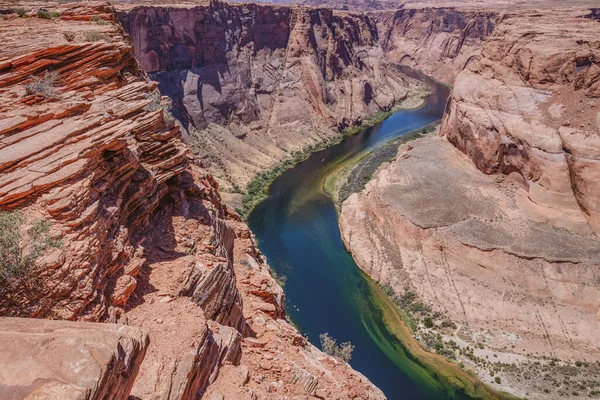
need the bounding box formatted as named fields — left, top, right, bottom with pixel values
left=0, top=4, right=384, bottom=399
left=340, top=8, right=600, bottom=399
left=117, top=1, right=426, bottom=189
left=375, top=8, right=499, bottom=84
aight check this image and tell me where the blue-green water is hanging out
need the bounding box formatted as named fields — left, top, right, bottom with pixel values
left=248, top=69, right=485, bottom=399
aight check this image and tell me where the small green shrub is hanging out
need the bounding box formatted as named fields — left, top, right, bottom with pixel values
left=91, top=15, right=109, bottom=25
left=83, top=30, right=109, bottom=42
left=423, top=317, right=434, bottom=328
left=0, top=211, right=61, bottom=286
left=494, top=377, right=502, bottom=384
left=36, top=10, right=51, bottom=19
left=24, top=70, right=59, bottom=98
left=13, top=8, right=27, bottom=17
left=320, top=333, right=355, bottom=363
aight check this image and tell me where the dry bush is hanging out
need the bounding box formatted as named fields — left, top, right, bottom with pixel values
left=83, top=30, right=110, bottom=42
left=0, top=212, right=61, bottom=287
left=319, top=333, right=355, bottom=363
left=24, top=70, right=59, bottom=98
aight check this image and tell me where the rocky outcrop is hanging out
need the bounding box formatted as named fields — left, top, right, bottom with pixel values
left=375, top=8, right=499, bottom=84
left=118, top=1, right=425, bottom=189
left=0, top=317, right=148, bottom=400
left=340, top=134, right=600, bottom=399
left=441, top=9, right=600, bottom=234
left=340, top=7, right=600, bottom=399
left=0, top=3, right=385, bottom=399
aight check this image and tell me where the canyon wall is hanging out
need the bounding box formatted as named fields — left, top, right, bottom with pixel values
left=118, top=1, right=424, bottom=189
left=340, top=7, right=600, bottom=399
left=0, top=3, right=385, bottom=399
left=441, top=8, right=600, bottom=235
left=375, top=8, right=499, bottom=84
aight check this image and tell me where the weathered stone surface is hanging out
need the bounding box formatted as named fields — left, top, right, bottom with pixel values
left=0, top=4, right=386, bottom=400
left=340, top=134, right=600, bottom=398
left=118, top=1, right=426, bottom=189
left=376, top=8, right=499, bottom=84
left=441, top=9, right=600, bottom=234
left=0, top=317, right=148, bottom=400
left=0, top=3, right=188, bottom=320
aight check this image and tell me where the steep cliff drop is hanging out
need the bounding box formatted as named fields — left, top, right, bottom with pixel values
left=340, top=7, right=600, bottom=399
left=0, top=3, right=384, bottom=399
left=116, top=1, right=429, bottom=193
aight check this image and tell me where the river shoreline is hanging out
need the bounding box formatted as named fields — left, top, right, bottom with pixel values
left=235, top=86, right=430, bottom=218
left=247, top=66, right=511, bottom=399
left=321, top=128, right=520, bottom=400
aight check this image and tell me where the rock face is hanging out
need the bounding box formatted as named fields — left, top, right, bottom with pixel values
left=118, top=1, right=425, bottom=188
left=0, top=3, right=385, bottom=399
left=339, top=7, right=600, bottom=399
left=441, top=9, right=600, bottom=235
left=0, top=317, right=148, bottom=400
left=376, top=8, right=499, bottom=83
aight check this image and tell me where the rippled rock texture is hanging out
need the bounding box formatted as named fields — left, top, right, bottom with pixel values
left=0, top=3, right=385, bottom=399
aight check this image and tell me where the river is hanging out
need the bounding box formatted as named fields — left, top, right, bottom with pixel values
left=247, top=68, right=484, bottom=399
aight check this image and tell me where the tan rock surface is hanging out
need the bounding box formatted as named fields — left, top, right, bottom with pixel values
left=376, top=8, right=499, bottom=84
left=441, top=9, right=600, bottom=234
left=0, top=317, right=148, bottom=400
left=340, top=134, right=600, bottom=398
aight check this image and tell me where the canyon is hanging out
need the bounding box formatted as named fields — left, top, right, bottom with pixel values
left=0, top=1, right=599, bottom=400
left=0, top=3, right=386, bottom=399
left=340, top=6, right=600, bottom=400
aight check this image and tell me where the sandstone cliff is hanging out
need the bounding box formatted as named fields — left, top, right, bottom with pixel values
left=375, top=8, right=499, bottom=84
left=117, top=1, right=426, bottom=190
left=340, top=8, right=600, bottom=400
left=0, top=3, right=384, bottom=399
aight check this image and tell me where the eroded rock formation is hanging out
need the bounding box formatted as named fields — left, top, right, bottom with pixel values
left=0, top=3, right=384, bottom=399
left=117, top=1, right=427, bottom=189
left=0, top=317, right=148, bottom=400
left=340, top=7, right=600, bottom=399
left=375, top=8, right=499, bottom=83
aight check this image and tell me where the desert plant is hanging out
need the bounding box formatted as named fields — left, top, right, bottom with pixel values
left=144, top=91, right=176, bottom=127
left=13, top=7, right=27, bottom=17
left=0, top=211, right=61, bottom=286
left=83, top=30, right=109, bottom=42
left=319, top=333, right=355, bottom=363
left=24, top=70, right=59, bottom=98
left=423, top=317, right=434, bottom=328
left=36, top=10, right=51, bottom=19
left=63, top=32, right=76, bottom=42
left=91, top=15, right=109, bottom=25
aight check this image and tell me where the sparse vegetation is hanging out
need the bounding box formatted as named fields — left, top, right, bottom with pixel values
left=319, top=333, right=355, bottom=363
left=24, top=70, right=59, bottom=98
left=144, top=91, right=176, bottom=127
left=424, top=317, right=435, bottom=328
left=0, top=211, right=61, bottom=287
left=13, top=7, right=27, bottom=17
left=83, top=30, right=110, bottom=42
left=91, top=15, right=109, bottom=25
left=36, top=10, right=51, bottom=19
left=336, top=120, right=440, bottom=205
left=63, top=32, right=76, bottom=42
